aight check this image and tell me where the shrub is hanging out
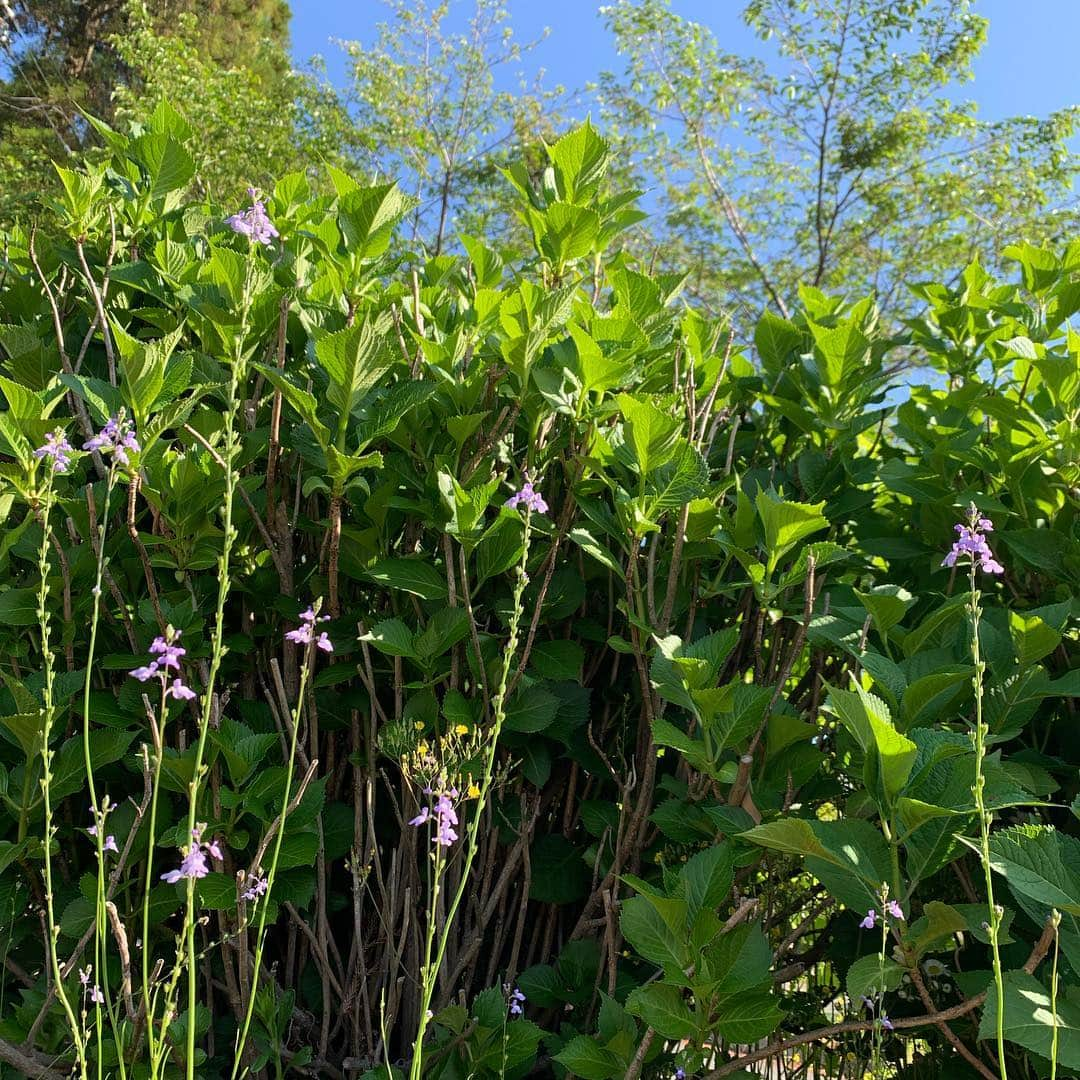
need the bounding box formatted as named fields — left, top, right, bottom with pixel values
left=0, top=106, right=1077, bottom=1079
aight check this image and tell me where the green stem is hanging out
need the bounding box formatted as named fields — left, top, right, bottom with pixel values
left=35, top=478, right=87, bottom=1076
left=183, top=255, right=254, bottom=1079
left=230, top=647, right=313, bottom=1077
left=408, top=517, right=533, bottom=1080
left=969, top=563, right=1007, bottom=1080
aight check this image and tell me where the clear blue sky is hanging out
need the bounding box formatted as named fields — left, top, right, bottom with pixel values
left=289, top=0, right=1080, bottom=123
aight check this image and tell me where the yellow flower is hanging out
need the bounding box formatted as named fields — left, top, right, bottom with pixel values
left=417, top=741, right=429, bottom=756
left=467, top=783, right=480, bottom=799
left=413, top=721, right=424, bottom=731
left=455, top=724, right=469, bottom=736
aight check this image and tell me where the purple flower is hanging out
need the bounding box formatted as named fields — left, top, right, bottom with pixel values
left=885, top=900, right=904, bottom=920
left=504, top=476, right=549, bottom=514
left=103, top=834, right=118, bottom=854
left=285, top=603, right=333, bottom=651
left=880, top=1013, right=894, bottom=1031
left=161, top=826, right=222, bottom=884
left=167, top=679, right=196, bottom=701
left=33, top=430, right=75, bottom=473
left=225, top=188, right=279, bottom=246
left=675, top=1071, right=686, bottom=1080
left=79, top=966, right=92, bottom=987
left=942, top=506, right=1003, bottom=575
left=861, top=996, right=875, bottom=1010
left=409, top=789, right=460, bottom=847
left=507, top=986, right=525, bottom=1017
left=83, top=415, right=140, bottom=467
left=242, top=875, right=268, bottom=902
left=89, top=985, right=105, bottom=1005
left=859, top=909, right=877, bottom=930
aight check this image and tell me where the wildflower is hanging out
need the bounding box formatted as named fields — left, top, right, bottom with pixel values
left=859, top=909, right=877, bottom=930
left=90, top=985, right=105, bottom=1005
left=504, top=475, right=549, bottom=514
left=168, top=678, right=196, bottom=700
left=880, top=1013, right=894, bottom=1031
left=33, top=430, right=74, bottom=473
left=285, top=604, right=333, bottom=651
left=675, top=1070, right=686, bottom=1080
left=884, top=900, right=904, bottom=920
left=861, top=996, right=875, bottom=1010
left=161, top=825, right=223, bottom=884
left=83, top=414, right=140, bottom=467
left=225, top=188, right=279, bottom=246
left=409, top=788, right=460, bottom=847
left=506, top=986, right=525, bottom=1017
left=942, top=505, right=1003, bottom=575
left=79, top=966, right=92, bottom=986
left=242, top=875, right=269, bottom=902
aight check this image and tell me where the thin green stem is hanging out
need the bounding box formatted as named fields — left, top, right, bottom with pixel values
left=408, top=517, right=533, bottom=1080
left=183, top=256, right=254, bottom=1078
left=969, top=560, right=1007, bottom=1080
left=231, top=645, right=314, bottom=1077
left=35, top=477, right=87, bottom=1077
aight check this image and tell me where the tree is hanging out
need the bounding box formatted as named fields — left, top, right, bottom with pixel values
left=337, top=0, right=568, bottom=252
left=596, top=0, right=1079, bottom=322
left=0, top=0, right=294, bottom=217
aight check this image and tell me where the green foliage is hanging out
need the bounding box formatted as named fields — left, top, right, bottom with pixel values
left=0, top=101, right=1077, bottom=1080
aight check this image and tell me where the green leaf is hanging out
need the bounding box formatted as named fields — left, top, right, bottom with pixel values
left=553, top=1036, right=622, bottom=1080
left=0, top=588, right=40, bottom=626
left=314, top=320, right=394, bottom=437
left=713, top=990, right=785, bottom=1044
left=625, top=984, right=696, bottom=1040
left=1009, top=610, right=1062, bottom=667
left=620, top=895, right=688, bottom=974
left=846, top=954, right=904, bottom=1002
left=987, top=825, right=1080, bottom=915
left=980, top=971, right=1080, bottom=1070
left=129, top=133, right=195, bottom=203
left=754, top=489, right=828, bottom=574
left=617, top=393, right=681, bottom=476
left=529, top=835, right=588, bottom=904
left=254, top=364, right=331, bottom=449
left=359, top=619, right=415, bottom=658
left=754, top=311, right=803, bottom=371
left=679, top=843, right=734, bottom=920
left=540, top=202, right=600, bottom=266
left=363, top=558, right=447, bottom=601
left=505, top=688, right=560, bottom=733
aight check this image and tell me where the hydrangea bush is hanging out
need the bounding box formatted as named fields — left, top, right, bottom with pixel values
left=0, top=103, right=1077, bottom=1079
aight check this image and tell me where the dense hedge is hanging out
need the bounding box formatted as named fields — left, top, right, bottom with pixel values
left=0, top=107, right=1078, bottom=1079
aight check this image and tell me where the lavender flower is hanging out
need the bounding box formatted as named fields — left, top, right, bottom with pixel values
left=884, top=900, right=904, bottom=920
left=285, top=604, right=333, bottom=651
left=409, top=788, right=460, bottom=847
left=880, top=1013, right=894, bottom=1031
left=242, top=874, right=269, bottom=902
left=859, top=909, right=877, bottom=930
left=225, top=188, right=279, bottom=246
left=129, top=629, right=196, bottom=700
left=504, top=476, right=549, bottom=514
left=507, top=986, right=526, bottom=1017
left=942, top=505, right=1004, bottom=575
left=33, top=430, right=75, bottom=473
left=161, top=825, right=223, bottom=884
left=83, top=414, right=140, bottom=467
left=90, top=985, right=105, bottom=1005
left=675, top=1071, right=686, bottom=1080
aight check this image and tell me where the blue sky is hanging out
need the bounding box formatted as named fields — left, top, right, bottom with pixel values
left=290, top=0, right=1080, bottom=124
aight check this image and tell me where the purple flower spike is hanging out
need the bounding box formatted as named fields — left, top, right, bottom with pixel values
left=103, top=835, right=118, bottom=854
left=285, top=602, right=333, bottom=652
left=168, top=679, right=197, bottom=701
left=885, top=900, right=904, bottom=920
left=859, top=909, right=877, bottom=930
left=83, top=415, right=139, bottom=467
left=33, top=430, right=75, bottom=473
left=161, top=826, right=223, bottom=885
left=881, top=1014, right=894, bottom=1031
left=408, top=806, right=430, bottom=827
left=225, top=189, right=279, bottom=246
left=410, top=789, right=460, bottom=847
left=89, top=985, right=105, bottom=1005
left=504, top=475, right=549, bottom=514
left=508, top=987, right=526, bottom=1016
left=242, top=875, right=268, bottom=902
left=942, top=505, right=1004, bottom=576
left=675, top=1070, right=686, bottom=1080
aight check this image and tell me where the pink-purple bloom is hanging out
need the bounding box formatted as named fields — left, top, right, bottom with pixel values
left=409, top=788, right=460, bottom=847
left=33, top=430, right=75, bottom=473
left=508, top=986, right=526, bottom=1017
left=83, top=414, right=140, bottom=467
left=242, top=874, right=269, bottom=902
left=942, top=506, right=1003, bottom=575
left=504, top=477, right=548, bottom=514
left=859, top=908, right=877, bottom=930
left=285, top=605, right=333, bottom=651
left=129, top=630, right=197, bottom=700
left=225, top=188, right=279, bottom=246
left=161, top=825, right=223, bottom=884
left=884, top=900, right=904, bottom=920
